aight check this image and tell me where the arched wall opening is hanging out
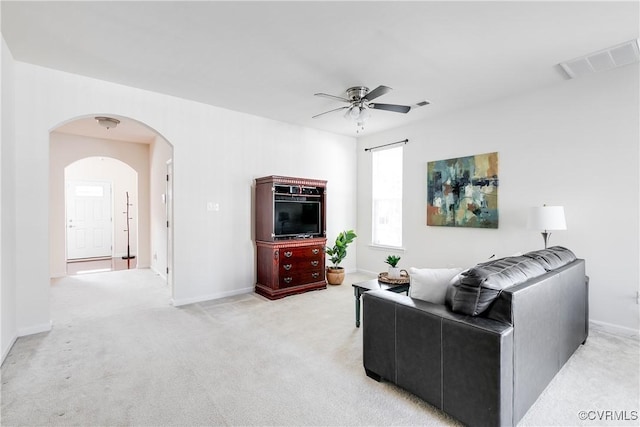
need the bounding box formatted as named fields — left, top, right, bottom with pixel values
left=49, top=115, right=174, bottom=293
left=64, top=157, right=138, bottom=266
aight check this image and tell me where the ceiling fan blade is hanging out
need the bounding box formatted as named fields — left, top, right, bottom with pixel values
left=314, top=93, right=351, bottom=103
left=370, top=103, right=411, bottom=113
left=365, top=85, right=392, bottom=101
left=312, top=106, right=349, bottom=119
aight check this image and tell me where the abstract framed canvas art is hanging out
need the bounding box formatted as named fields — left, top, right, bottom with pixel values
left=427, top=152, right=499, bottom=228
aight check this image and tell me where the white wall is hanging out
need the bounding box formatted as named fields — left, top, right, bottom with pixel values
left=1, top=35, right=18, bottom=360
left=12, top=61, right=356, bottom=333
left=50, top=133, right=151, bottom=277
left=149, top=135, right=173, bottom=279
left=357, top=64, right=639, bottom=334
left=65, top=156, right=139, bottom=260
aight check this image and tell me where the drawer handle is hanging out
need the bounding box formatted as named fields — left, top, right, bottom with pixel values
left=283, top=264, right=292, bottom=271
left=311, top=272, right=319, bottom=279
left=312, top=248, right=320, bottom=255
left=310, top=260, right=319, bottom=267
left=284, top=251, right=293, bottom=258
left=284, top=277, right=293, bottom=284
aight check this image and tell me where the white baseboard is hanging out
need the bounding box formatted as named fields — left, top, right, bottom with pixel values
left=171, top=286, right=254, bottom=307
left=1, top=334, right=18, bottom=365
left=590, top=319, right=639, bottom=339
left=17, top=320, right=52, bottom=337
left=50, top=270, right=67, bottom=279
left=356, top=268, right=379, bottom=276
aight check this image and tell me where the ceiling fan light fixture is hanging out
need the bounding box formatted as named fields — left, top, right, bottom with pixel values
left=95, top=116, right=120, bottom=130
left=314, top=84, right=412, bottom=133
left=359, top=107, right=370, bottom=122
left=346, top=103, right=370, bottom=121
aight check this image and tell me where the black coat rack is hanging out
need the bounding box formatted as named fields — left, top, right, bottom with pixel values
left=122, top=191, right=136, bottom=265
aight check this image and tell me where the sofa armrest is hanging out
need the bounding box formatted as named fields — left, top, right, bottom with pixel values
left=363, top=290, right=514, bottom=427
left=442, top=311, right=514, bottom=427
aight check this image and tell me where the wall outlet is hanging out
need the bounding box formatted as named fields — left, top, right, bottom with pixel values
left=207, top=202, right=220, bottom=212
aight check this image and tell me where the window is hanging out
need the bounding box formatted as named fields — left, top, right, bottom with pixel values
left=372, top=146, right=402, bottom=247
left=75, top=185, right=104, bottom=198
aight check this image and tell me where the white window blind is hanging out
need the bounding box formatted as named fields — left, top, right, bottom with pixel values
left=372, top=146, right=403, bottom=247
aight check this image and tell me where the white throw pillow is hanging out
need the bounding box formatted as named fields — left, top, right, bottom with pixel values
left=409, top=267, right=464, bottom=304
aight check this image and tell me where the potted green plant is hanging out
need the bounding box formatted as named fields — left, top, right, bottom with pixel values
left=385, top=255, right=402, bottom=279
left=325, top=229, right=357, bottom=285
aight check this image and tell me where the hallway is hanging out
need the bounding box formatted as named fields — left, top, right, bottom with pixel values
left=50, top=269, right=169, bottom=324
left=66, top=257, right=138, bottom=275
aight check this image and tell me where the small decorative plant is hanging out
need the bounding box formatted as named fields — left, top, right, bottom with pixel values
left=326, top=229, right=357, bottom=269
left=385, top=255, right=402, bottom=279
left=384, top=255, right=401, bottom=268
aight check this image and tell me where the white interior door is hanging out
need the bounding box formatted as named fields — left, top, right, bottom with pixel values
left=166, top=160, right=173, bottom=294
left=66, top=180, right=113, bottom=260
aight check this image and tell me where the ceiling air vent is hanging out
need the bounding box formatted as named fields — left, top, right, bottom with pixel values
left=559, top=39, right=640, bottom=79
left=409, top=100, right=431, bottom=110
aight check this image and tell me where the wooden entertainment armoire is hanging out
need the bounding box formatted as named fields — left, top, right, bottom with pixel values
left=254, top=175, right=327, bottom=299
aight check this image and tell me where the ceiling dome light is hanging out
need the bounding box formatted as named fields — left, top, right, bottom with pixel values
left=95, top=116, right=120, bottom=130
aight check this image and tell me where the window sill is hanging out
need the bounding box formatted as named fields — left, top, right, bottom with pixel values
left=368, top=244, right=405, bottom=253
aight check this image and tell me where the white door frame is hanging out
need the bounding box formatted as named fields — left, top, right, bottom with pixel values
left=166, top=159, right=174, bottom=296
left=65, top=179, right=113, bottom=260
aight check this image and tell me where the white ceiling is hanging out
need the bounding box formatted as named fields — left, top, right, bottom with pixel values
left=2, top=1, right=639, bottom=138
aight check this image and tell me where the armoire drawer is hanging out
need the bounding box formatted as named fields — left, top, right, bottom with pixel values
left=279, top=246, right=324, bottom=261
left=279, top=258, right=322, bottom=274
left=279, top=269, right=324, bottom=288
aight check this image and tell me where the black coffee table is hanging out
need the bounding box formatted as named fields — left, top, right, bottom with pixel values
left=352, top=279, right=410, bottom=327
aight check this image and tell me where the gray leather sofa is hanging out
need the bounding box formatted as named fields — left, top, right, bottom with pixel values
left=362, top=248, right=588, bottom=427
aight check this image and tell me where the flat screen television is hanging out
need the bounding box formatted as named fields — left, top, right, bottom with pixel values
left=274, top=200, right=321, bottom=238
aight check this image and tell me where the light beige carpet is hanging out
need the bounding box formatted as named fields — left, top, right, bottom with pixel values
left=1, top=269, right=638, bottom=426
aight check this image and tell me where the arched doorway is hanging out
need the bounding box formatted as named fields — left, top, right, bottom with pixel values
left=64, top=157, right=138, bottom=273
left=49, top=114, right=174, bottom=296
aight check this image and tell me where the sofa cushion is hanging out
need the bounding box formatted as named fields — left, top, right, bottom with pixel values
left=409, top=267, right=464, bottom=304
left=523, top=246, right=576, bottom=271
left=448, top=256, right=547, bottom=316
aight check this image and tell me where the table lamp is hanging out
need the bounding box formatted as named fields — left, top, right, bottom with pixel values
left=527, top=205, right=566, bottom=249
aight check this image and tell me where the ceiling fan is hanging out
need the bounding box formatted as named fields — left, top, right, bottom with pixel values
left=313, top=85, right=411, bottom=131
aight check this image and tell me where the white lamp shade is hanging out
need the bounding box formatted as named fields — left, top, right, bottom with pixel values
left=527, top=206, right=567, bottom=231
